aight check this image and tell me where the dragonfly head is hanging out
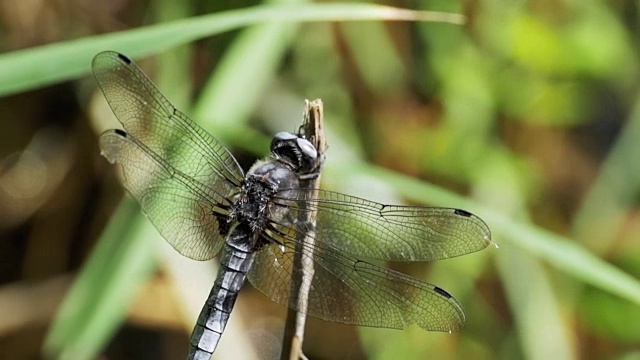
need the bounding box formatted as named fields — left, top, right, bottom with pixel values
left=271, top=132, right=320, bottom=175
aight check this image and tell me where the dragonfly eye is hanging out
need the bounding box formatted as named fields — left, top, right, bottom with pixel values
left=271, top=132, right=319, bottom=174
left=273, top=132, right=298, bottom=141
left=296, top=138, right=318, bottom=160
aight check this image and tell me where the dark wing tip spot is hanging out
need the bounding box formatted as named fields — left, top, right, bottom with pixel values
left=454, top=209, right=472, bottom=217
left=433, top=286, right=452, bottom=299
left=116, top=53, right=132, bottom=64
left=114, top=129, right=128, bottom=137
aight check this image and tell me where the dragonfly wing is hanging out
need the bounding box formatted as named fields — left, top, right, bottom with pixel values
left=100, top=130, right=231, bottom=260
left=247, top=228, right=465, bottom=332
left=92, top=51, right=244, bottom=193
left=273, top=189, right=491, bottom=261
left=94, top=51, right=244, bottom=260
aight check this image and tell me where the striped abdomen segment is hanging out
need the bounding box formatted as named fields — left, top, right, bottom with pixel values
left=187, top=232, right=254, bottom=360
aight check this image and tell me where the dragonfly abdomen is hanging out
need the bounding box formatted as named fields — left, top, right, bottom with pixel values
left=188, top=225, right=256, bottom=359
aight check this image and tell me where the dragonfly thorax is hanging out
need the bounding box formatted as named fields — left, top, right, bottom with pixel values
left=231, top=160, right=300, bottom=232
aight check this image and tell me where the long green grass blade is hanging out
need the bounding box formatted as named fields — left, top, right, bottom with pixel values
left=43, top=198, right=159, bottom=359
left=0, top=3, right=462, bottom=97
left=572, top=95, right=640, bottom=252
left=355, top=164, right=640, bottom=305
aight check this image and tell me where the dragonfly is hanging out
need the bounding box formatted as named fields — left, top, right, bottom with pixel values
left=92, top=51, right=491, bottom=360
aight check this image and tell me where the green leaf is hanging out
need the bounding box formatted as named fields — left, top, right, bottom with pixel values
left=43, top=198, right=159, bottom=359
left=0, top=3, right=462, bottom=97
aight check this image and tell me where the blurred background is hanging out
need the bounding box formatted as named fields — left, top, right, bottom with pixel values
left=1, top=1, right=639, bottom=359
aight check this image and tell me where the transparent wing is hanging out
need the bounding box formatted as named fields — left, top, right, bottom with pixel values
left=94, top=51, right=244, bottom=260
left=273, top=189, right=491, bottom=261
left=100, top=130, right=231, bottom=260
left=248, top=228, right=465, bottom=332
left=92, top=51, right=244, bottom=191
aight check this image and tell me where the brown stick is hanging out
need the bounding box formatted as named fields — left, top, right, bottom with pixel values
left=280, top=99, right=326, bottom=360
